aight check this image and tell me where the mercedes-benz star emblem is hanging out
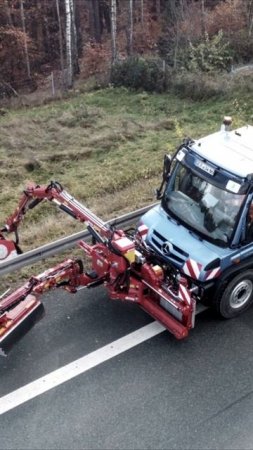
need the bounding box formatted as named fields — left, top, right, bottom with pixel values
left=162, top=241, right=173, bottom=255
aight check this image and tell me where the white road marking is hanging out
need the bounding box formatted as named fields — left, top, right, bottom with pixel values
left=0, top=321, right=165, bottom=416
left=0, top=305, right=207, bottom=416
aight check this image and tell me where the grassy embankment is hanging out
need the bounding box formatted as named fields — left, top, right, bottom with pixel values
left=0, top=83, right=252, bottom=287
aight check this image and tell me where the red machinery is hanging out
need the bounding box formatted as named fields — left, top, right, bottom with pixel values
left=0, top=181, right=196, bottom=355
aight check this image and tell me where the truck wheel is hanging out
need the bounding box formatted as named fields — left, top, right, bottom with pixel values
left=215, top=271, right=253, bottom=319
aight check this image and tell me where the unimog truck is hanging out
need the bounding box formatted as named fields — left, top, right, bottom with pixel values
left=1, top=117, right=253, bottom=354
left=140, top=117, right=253, bottom=319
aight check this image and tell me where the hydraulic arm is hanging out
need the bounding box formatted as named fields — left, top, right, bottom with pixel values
left=0, top=181, right=196, bottom=355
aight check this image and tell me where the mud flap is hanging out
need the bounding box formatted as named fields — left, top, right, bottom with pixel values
left=0, top=295, right=45, bottom=356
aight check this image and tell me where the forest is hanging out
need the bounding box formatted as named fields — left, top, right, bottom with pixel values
left=1, top=0, right=253, bottom=100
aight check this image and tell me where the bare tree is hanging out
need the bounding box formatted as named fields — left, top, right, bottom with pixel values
left=65, top=0, right=73, bottom=88
left=179, top=0, right=185, bottom=20
left=42, top=0, right=51, bottom=55
left=88, top=0, right=102, bottom=43
left=201, top=0, right=206, bottom=36
left=246, top=0, right=253, bottom=36
left=69, top=0, right=79, bottom=74
left=111, top=0, right=117, bottom=63
left=141, top=0, right=144, bottom=27
left=156, top=0, right=161, bottom=19
left=4, top=0, right=13, bottom=26
left=127, top=0, right=133, bottom=56
left=55, top=0, right=64, bottom=75
left=20, top=0, right=31, bottom=79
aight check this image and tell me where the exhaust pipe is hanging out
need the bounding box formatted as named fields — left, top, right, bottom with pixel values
left=0, top=295, right=45, bottom=356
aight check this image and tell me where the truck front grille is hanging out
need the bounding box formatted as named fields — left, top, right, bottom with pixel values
left=151, top=230, right=189, bottom=266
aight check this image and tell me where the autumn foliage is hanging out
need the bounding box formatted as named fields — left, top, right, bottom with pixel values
left=0, top=0, right=253, bottom=96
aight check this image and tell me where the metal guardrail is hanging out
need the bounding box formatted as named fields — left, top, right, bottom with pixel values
left=0, top=202, right=158, bottom=277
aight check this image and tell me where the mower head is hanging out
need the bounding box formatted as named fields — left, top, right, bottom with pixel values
left=0, top=295, right=45, bottom=356
left=0, top=237, right=19, bottom=261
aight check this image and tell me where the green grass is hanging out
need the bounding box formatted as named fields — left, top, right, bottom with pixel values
left=0, top=85, right=252, bottom=251
left=0, top=82, right=252, bottom=289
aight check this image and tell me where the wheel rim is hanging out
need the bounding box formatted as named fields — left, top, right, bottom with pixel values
left=229, top=280, right=253, bottom=309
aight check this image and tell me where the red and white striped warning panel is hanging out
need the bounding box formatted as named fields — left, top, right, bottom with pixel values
left=183, top=259, right=202, bottom=279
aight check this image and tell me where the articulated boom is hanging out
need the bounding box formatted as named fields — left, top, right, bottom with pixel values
left=1, top=180, right=110, bottom=240
left=0, top=181, right=196, bottom=355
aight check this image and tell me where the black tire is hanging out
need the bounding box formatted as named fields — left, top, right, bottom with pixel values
left=215, top=270, right=253, bottom=319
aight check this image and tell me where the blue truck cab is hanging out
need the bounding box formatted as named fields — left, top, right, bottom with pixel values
left=140, top=119, right=253, bottom=318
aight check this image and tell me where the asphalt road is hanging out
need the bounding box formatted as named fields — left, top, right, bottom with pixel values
left=1, top=286, right=253, bottom=449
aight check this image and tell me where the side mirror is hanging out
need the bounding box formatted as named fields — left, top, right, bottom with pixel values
left=163, top=154, right=172, bottom=180
left=156, top=154, right=172, bottom=200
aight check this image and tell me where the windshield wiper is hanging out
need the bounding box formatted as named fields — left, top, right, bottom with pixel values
left=188, top=229, right=203, bottom=241
left=167, top=213, right=180, bottom=226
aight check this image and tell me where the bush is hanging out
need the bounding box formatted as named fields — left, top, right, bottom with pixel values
left=187, top=31, right=232, bottom=72
left=111, top=57, right=167, bottom=92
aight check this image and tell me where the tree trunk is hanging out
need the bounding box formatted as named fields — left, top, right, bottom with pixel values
left=74, top=0, right=82, bottom=53
left=88, top=0, right=102, bottom=43
left=201, top=0, right=206, bottom=36
left=95, top=0, right=102, bottom=43
left=140, top=0, right=144, bottom=27
left=179, top=0, right=185, bottom=20
left=247, top=0, right=253, bottom=37
left=20, top=0, right=31, bottom=79
left=65, top=0, right=73, bottom=88
left=4, top=0, right=13, bottom=26
left=42, top=0, right=50, bottom=55
left=173, top=20, right=179, bottom=70
left=101, top=0, right=111, bottom=33
left=69, top=0, right=79, bottom=74
left=55, top=0, right=64, bottom=76
left=111, top=0, right=117, bottom=63
left=156, top=0, right=161, bottom=19
left=127, top=0, right=133, bottom=56
left=35, top=0, right=45, bottom=56
left=249, top=17, right=253, bottom=37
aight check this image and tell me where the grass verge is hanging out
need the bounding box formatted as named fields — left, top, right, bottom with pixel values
left=0, top=84, right=252, bottom=289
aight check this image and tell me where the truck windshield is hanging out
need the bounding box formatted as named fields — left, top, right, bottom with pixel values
left=163, top=162, right=245, bottom=246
